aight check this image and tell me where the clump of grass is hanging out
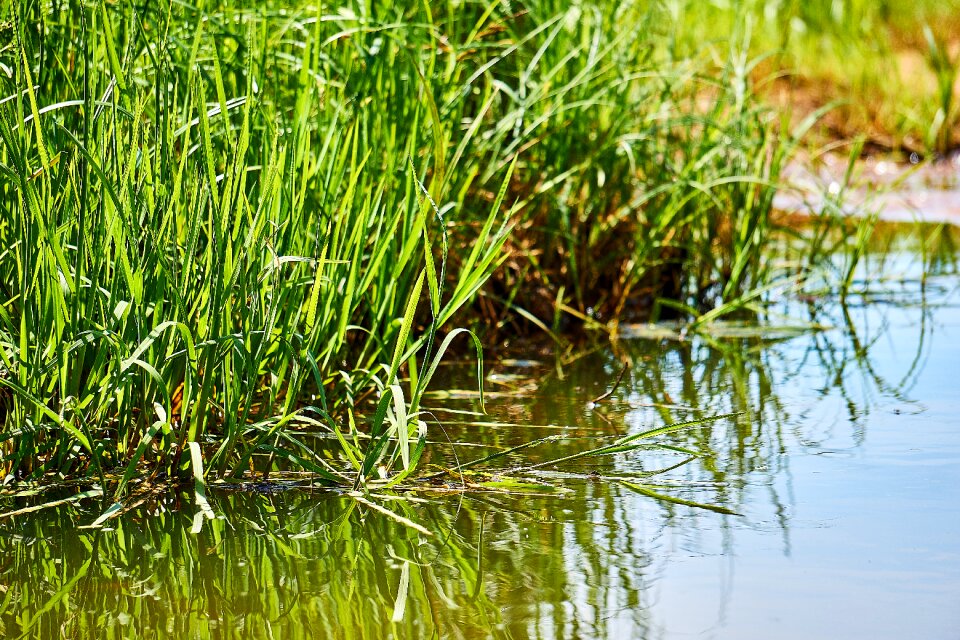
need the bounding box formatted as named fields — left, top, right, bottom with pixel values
left=0, top=1, right=507, bottom=490
left=473, top=6, right=818, bottom=330
left=0, top=0, right=907, bottom=492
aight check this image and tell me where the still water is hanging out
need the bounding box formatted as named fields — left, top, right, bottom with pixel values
left=1, top=227, right=958, bottom=639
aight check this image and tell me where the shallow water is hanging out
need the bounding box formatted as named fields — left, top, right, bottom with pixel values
left=1, top=231, right=959, bottom=639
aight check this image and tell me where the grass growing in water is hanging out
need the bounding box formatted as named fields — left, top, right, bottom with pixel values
left=0, top=0, right=933, bottom=493
left=0, top=0, right=510, bottom=489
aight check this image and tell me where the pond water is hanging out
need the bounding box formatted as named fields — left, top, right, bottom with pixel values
left=1, top=227, right=958, bottom=639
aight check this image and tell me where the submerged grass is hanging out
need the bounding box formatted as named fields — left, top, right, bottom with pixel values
left=0, top=0, right=944, bottom=493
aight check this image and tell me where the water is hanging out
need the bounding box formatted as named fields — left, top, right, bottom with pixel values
left=1, top=229, right=959, bottom=639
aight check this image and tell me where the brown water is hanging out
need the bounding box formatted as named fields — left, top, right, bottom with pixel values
left=1, top=230, right=959, bottom=639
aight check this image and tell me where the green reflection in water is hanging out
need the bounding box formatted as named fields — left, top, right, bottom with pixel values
left=1, top=483, right=668, bottom=639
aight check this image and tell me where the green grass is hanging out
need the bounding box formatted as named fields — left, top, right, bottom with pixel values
left=671, top=0, right=960, bottom=154
left=0, top=0, right=943, bottom=491
left=0, top=0, right=509, bottom=488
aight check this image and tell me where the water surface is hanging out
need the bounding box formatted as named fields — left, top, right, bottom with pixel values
left=1, top=228, right=958, bottom=639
